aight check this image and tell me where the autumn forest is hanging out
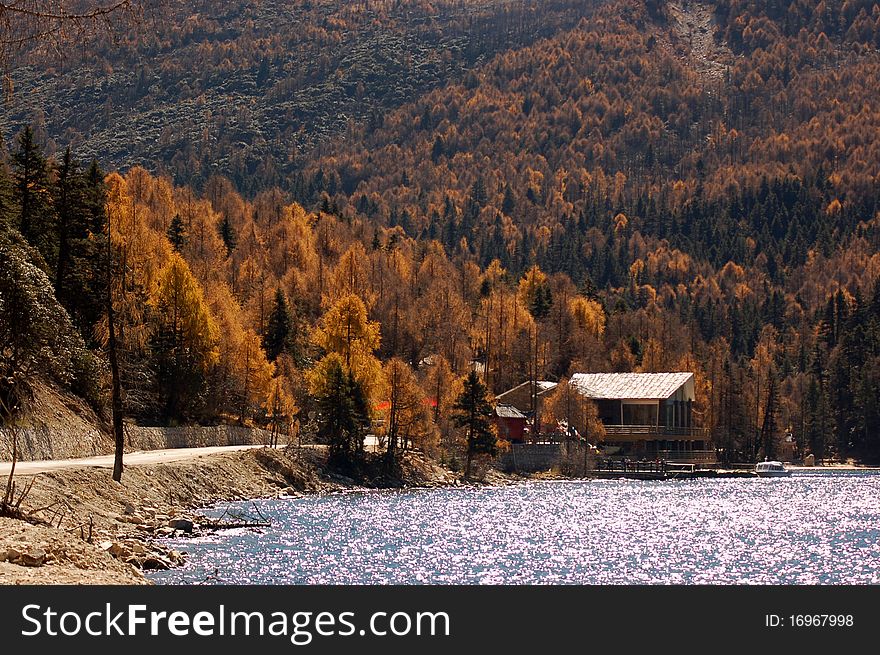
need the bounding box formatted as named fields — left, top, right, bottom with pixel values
left=2, top=0, right=880, bottom=466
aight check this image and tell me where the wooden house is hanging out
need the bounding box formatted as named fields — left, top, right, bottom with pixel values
left=569, top=372, right=713, bottom=462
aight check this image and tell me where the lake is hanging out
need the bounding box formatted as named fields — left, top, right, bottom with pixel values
left=147, top=470, right=880, bottom=585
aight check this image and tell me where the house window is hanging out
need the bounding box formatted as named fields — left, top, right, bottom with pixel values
left=622, top=403, right=658, bottom=426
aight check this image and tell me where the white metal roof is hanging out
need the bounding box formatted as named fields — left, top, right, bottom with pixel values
left=496, top=380, right=558, bottom=400
left=569, top=372, right=694, bottom=400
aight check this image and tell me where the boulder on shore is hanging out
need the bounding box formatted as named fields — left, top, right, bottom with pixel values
left=168, top=518, right=194, bottom=533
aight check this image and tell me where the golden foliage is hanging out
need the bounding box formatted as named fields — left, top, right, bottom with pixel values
left=380, top=358, right=439, bottom=456
left=568, top=296, right=605, bottom=338
left=153, top=252, right=220, bottom=370
left=543, top=378, right=606, bottom=444
left=310, top=293, right=382, bottom=398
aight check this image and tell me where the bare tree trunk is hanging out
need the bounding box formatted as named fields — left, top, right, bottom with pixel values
left=2, top=420, right=17, bottom=507
left=240, top=339, right=250, bottom=425
left=107, top=230, right=124, bottom=482
left=386, top=366, right=399, bottom=468
left=484, top=295, right=491, bottom=387
left=464, top=415, right=474, bottom=479
left=533, top=324, right=539, bottom=440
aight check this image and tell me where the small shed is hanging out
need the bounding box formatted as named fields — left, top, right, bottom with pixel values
left=494, top=404, right=527, bottom=443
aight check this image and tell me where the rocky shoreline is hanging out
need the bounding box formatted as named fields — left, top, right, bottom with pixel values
left=0, top=445, right=474, bottom=585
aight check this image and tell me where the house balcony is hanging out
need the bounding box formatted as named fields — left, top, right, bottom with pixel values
left=601, top=425, right=715, bottom=464
left=602, top=425, right=709, bottom=442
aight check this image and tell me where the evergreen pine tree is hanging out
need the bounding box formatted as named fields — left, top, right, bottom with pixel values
left=54, top=147, right=84, bottom=304
left=218, top=214, right=236, bottom=256
left=75, top=161, right=110, bottom=343
left=399, top=209, right=412, bottom=235
left=469, top=176, right=488, bottom=208
left=501, top=183, right=516, bottom=216
left=758, top=369, right=780, bottom=460
left=427, top=209, right=439, bottom=240
left=316, top=358, right=368, bottom=466
left=263, top=287, right=293, bottom=362
left=579, top=273, right=599, bottom=300
left=452, top=370, right=498, bottom=478
left=316, top=357, right=352, bottom=460
left=256, top=57, right=271, bottom=87
left=420, top=106, right=433, bottom=131
left=49, top=154, right=109, bottom=343
left=431, top=135, right=445, bottom=163
left=461, top=176, right=487, bottom=237
left=167, top=213, right=186, bottom=251
left=441, top=195, right=458, bottom=250
left=346, top=370, right=369, bottom=457
left=12, top=125, right=55, bottom=264
left=804, top=375, right=824, bottom=459
left=529, top=284, right=553, bottom=321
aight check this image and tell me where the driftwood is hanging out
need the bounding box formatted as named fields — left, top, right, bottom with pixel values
left=200, top=520, right=271, bottom=530
left=200, top=502, right=271, bottom=530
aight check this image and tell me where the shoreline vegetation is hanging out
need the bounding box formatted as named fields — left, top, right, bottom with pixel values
left=3, top=440, right=877, bottom=586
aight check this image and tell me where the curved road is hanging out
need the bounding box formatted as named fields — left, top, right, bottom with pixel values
left=0, top=444, right=267, bottom=477
left=0, top=436, right=382, bottom=477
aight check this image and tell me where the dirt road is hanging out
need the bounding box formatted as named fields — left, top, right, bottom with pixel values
left=0, top=444, right=267, bottom=476
left=0, top=435, right=386, bottom=477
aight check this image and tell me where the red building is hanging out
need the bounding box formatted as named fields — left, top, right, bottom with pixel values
left=495, top=380, right=558, bottom=436
left=494, top=404, right=527, bottom=443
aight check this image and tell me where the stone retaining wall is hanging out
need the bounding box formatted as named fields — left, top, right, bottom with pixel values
left=0, top=426, right=110, bottom=462
left=0, top=424, right=277, bottom=462
left=497, top=442, right=595, bottom=474
left=125, top=425, right=276, bottom=451
left=497, top=443, right=563, bottom=473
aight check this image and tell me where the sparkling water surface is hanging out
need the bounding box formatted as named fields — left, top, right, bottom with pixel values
left=148, top=471, right=880, bottom=585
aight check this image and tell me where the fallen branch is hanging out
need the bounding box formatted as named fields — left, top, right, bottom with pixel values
left=200, top=520, right=270, bottom=530
left=250, top=501, right=269, bottom=523
left=209, top=505, right=271, bottom=529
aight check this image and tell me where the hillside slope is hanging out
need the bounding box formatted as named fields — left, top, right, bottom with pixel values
left=2, top=0, right=879, bottom=466
left=304, top=0, right=880, bottom=280
left=0, top=383, right=112, bottom=461
left=1, top=0, right=600, bottom=194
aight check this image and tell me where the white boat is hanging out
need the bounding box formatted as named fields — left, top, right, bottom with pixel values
left=755, top=460, right=792, bottom=477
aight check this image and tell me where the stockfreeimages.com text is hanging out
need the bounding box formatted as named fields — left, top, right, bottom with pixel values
left=21, top=603, right=451, bottom=645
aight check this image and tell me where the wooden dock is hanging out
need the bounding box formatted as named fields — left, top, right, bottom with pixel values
left=593, top=459, right=756, bottom=480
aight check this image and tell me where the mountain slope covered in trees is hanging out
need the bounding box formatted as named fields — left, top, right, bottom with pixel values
left=0, top=0, right=600, bottom=195
left=2, top=0, right=880, bottom=464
